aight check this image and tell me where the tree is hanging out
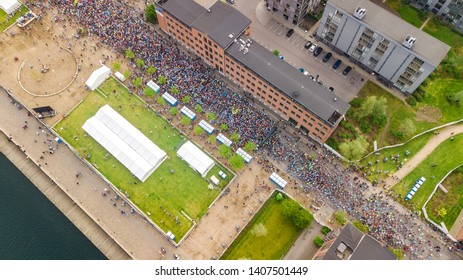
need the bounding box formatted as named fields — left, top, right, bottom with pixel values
left=220, top=123, right=229, bottom=132
left=112, top=61, right=121, bottom=72
left=275, top=193, right=284, bottom=201
left=357, top=96, right=387, bottom=120
left=228, top=154, right=245, bottom=170
left=169, top=107, right=178, bottom=116
left=206, top=112, right=216, bottom=121
left=313, top=236, right=324, bottom=247
left=339, top=137, right=368, bottom=160
left=156, top=96, right=166, bottom=106
left=136, top=59, right=145, bottom=68
left=182, top=95, right=191, bottom=104
left=132, top=77, right=142, bottom=88
left=372, top=96, right=387, bottom=118
left=157, top=75, right=167, bottom=85
left=193, top=125, right=204, bottom=136
left=438, top=207, right=447, bottom=218
left=230, top=132, right=240, bottom=142
left=334, top=211, right=348, bottom=225
left=282, top=199, right=313, bottom=229
left=145, top=3, right=158, bottom=24
left=251, top=223, right=268, bottom=237
left=244, top=141, right=257, bottom=152
left=144, top=86, right=156, bottom=97
left=181, top=115, right=191, bottom=126
left=272, top=49, right=280, bottom=56
left=125, top=49, right=135, bottom=59
left=171, top=86, right=179, bottom=95
left=208, top=135, right=216, bottom=144
left=219, top=144, right=232, bottom=158
left=123, top=70, right=131, bottom=79
left=195, top=104, right=203, bottom=114
left=147, top=66, right=157, bottom=75
left=397, top=118, right=416, bottom=139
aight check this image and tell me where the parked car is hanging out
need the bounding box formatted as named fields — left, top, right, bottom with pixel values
left=308, top=43, right=317, bottom=53
left=313, top=46, right=323, bottom=57
left=298, top=67, right=305, bottom=73
left=278, top=54, right=284, bottom=60
left=342, top=66, right=352, bottom=75
left=332, top=59, right=342, bottom=70
left=322, top=52, right=332, bottom=63
left=304, top=41, right=312, bottom=49
left=303, top=71, right=310, bottom=76
left=328, top=86, right=334, bottom=92
left=226, top=0, right=234, bottom=3
left=286, top=28, right=294, bottom=37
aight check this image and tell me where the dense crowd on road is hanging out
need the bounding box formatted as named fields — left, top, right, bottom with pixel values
left=32, top=0, right=457, bottom=259
left=47, top=0, right=274, bottom=146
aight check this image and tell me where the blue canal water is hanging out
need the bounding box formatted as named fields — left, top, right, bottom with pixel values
left=0, top=153, right=106, bottom=260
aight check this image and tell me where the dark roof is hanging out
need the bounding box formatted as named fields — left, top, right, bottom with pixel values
left=160, top=0, right=206, bottom=26
left=323, top=223, right=397, bottom=260
left=350, top=235, right=397, bottom=260
left=226, top=37, right=349, bottom=125
left=191, top=1, right=251, bottom=49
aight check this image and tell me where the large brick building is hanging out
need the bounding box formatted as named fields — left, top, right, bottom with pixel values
left=155, top=0, right=349, bottom=143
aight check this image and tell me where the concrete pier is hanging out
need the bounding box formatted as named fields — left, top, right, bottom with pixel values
left=0, top=132, right=131, bottom=260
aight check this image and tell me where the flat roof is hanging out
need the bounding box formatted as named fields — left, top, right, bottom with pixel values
left=226, top=37, right=349, bottom=125
left=160, top=0, right=205, bottom=26
left=191, top=1, right=251, bottom=49
left=193, top=0, right=217, bottom=9
left=328, top=0, right=450, bottom=66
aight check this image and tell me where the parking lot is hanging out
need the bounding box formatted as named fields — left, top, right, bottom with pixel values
left=234, top=0, right=367, bottom=102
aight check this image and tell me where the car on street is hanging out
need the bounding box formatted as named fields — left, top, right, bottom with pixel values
left=226, top=0, right=234, bottom=3
left=328, top=86, right=334, bottom=92
left=322, top=52, right=332, bottom=63
left=308, top=43, right=317, bottom=52
left=304, top=41, right=312, bottom=49
left=313, top=46, right=323, bottom=57
left=303, top=71, right=310, bottom=76
left=278, top=54, right=284, bottom=60
left=332, top=59, right=342, bottom=70
left=298, top=67, right=305, bottom=73
left=342, top=66, right=352, bottom=75
left=286, top=28, right=294, bottom=37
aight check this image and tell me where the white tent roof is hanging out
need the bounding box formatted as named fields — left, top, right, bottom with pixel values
left=85, top=65, right=111, bottom=90
left=0, top=0, right=20, bottom=14
left=177, top=141, right=214, bottom=177
left=82, top=105, right=166, bottom=182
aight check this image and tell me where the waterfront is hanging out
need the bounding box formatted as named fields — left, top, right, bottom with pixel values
left=0, top=153, right=106, bottom=260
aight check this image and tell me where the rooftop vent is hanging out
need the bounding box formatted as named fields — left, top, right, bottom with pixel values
left=207, top=9, right=211, bottom=13
left=353, top=7, right=366, bottom=20
left=292, top=91, right=300, bottom=98
left=334, top=97, right=337, bottom=102
left=403, top=35, right=416, bottom=49
left=228, top=34, right=234, bottom=39
left=243, top=47, right=249, bottom=54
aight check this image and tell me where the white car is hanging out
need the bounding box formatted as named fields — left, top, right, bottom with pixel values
left=308, top=43, right=317, bottom=53
left=303, top=71, right=309, bottom=76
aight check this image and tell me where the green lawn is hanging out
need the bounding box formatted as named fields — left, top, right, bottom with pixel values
left=386, top=0, right=428, bottom=27
left=221, top=192, right=303, bottom=260
left=0, top=5, right=29, bottom=32
left=391, top=133, right=463, bottom=210
left=426, top=166, right=463, bottom=229
left=54, top=78, right=234, bottom=240
left=358, top=132, right=433, bottom=183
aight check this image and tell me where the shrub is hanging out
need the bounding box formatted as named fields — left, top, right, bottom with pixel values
left=145, top=4, right=158, bottom=24
left=334, top=211, right=348, bottom=225
left=352, top=220, right=369, bottom=233
left=412, top=91, right=423, bottom=102
left=349, top=97, right=363, bottom=107
left=359, top=120, right=371, bottom=134
left=371, top=114, right=387, bottom=128
left=406, top=96, right=417, bottom=106
left=321, top=226, right=332, bottom=235
left=313, top=236, right=324, bottom=247
left=325, top=138, right=339, bottom=150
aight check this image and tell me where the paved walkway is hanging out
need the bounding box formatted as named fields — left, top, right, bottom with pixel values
left=384, top=124, right=463, bottom=189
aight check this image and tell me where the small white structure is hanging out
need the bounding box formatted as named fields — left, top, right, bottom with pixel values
left=0, top=0, right=21, bottom=14
left=85, top=65, right=111, bottom=90
left=177, top=141, right=215, bottom=177
left=114, top=71, right=125, bottom=82
left=210, top=175, right=219, bottom=186
left=82, top=105, right=167, bottom=182
left=216, top=133, right=232, bottom=147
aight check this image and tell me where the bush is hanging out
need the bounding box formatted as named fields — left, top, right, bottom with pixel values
left=321, top=226, right=332, bottom=235
left=145, top=4, right=158, bottom=24
left=313, top=236, right=324, bottom=247
left=352, top=220, right=369, bottom=233
left=325, top=138, right=339, bottom=150
left=340, top=121, right=356, bottom=133
left=412, top=91, right=423, bottom=102
left=371, top=114, right=387, bottom=128
left=339, top=133, right=350, bottom=139
left=359, top=120, right=372, bottom=134
left=335, top=211, right=348, bottom=225
left=406, top=96, right=417, bottom=106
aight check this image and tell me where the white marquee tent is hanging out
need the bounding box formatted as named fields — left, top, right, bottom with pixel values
left=177, top=141, right=214, bottom=177
left=0, top=0, right=20, bottom=14
left=85, top=65, right=111, bottom=90
left=83, top=105, right=167, bottom=182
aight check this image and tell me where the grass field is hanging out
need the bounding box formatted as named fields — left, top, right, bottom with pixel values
left=391, top=133, right=463, bottom=211
left=358, top=132, right=433, bottom=183
left=221, top=192, right=303, bottom=260
left=0, top=5, right=29, bottom=32
left=54, top=78, right=234, bottom=240
left=426, top=166, right=463, bottom=229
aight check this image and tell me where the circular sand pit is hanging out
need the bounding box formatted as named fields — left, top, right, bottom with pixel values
left=18, top=47, right=78, bottom=97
